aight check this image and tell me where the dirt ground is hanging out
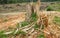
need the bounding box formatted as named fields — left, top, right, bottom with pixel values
left=0, top=12, right=26, bottom=30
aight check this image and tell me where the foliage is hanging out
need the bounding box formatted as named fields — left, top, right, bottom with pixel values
left=38, top=32, right=45, bottom=38
left=0, top=0, right=60, bottom=4
left=0, top=0, right=37, bottom=4
left=34, top=23, right=39, bottom=29
left=21, top=21, right=30, bottom=27
left=53, top=16, right=60, bottom=25
left=0, top=29, right=26, bottom=38
left=31, top=12, right=37, bottom=22
left=48, top=3, right=60, bottom=11
left=0, top=31, right=8, bottom=38
left=34, top=24, right=44, bottom=30
left=14, top=30, right=26, bottom=35
left=46, top=6, right=54, bottom=11
left=41, top=0, right=60, bottom=2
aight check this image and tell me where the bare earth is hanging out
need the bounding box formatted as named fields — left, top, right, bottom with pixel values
left=0, top=12, right=26, bottom=30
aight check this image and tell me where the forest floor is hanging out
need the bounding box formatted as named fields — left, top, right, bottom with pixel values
left=0, top=2, right=60, bottom=38
left=0, top=11, right=60, bottom=38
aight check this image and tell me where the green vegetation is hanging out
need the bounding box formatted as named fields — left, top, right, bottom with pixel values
left=0, top=0, right=60, bottom=4
left=21, top=21, right=30, bottom=27
left=0, top=29, right=26, bottom=38
left=34, top=23, right=39, bottom=29
left=41, top=0, right=60, bottom=2
left=7, top=29, right=26, bottom=36
left=31, top=12, right=37, bottom=22
left=53, top=16, right=60, bottom=25
left=34, top=24, right=44, bottom=30
left=46, top=6, right=54, bottom=11
left=52, top=4, right=60, bottom=11
left=16, top=21, right=30, bottom=28
left=0, top=0, right=37, bottom=4
left=46, top=3, right=60, bottom=11
left=16, top=12, right=37, bottom=28
left=38, top=32, right=45, bottom=38
left=0, top=31, right=8, bottom=38
left=14, top=30, right=26, bottom=35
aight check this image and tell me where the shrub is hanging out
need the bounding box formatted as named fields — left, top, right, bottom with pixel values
left=46, top=6, right=54, bottom=11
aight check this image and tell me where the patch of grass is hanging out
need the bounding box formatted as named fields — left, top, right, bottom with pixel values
left=53, top=16, right=60, bottom=25
left=16, top=21, right=30, bottom=28
left=14, top=30, right=26, bottom=35
left=8, top=29, right=27, bottom=36
left=0, top=29, right=26, bottom=37
left=34, top=23, right=39, bottom=29
left=46, top=6, right=54, bottom=11
left=38, top=32, right=45, bottom=38
left=21, top=21, right=30, bottom=27
left=31, top=12, right=37, bottom=22
left=46, top=3, right=60, bottom=11
left=0, top=30, right=26, bottom=38
left=34, top=23, right=44, bottom=30
left=0, top=30, right=8, bottom=38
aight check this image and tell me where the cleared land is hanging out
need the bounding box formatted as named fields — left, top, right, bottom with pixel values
left=0, top=11, right=60, bottom=38
left=0, top=2, right=60, bottom=38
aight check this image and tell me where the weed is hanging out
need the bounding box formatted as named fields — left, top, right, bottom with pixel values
left=53, top=16, right=60, bottom=25
left=21, top=21, right=30, bottom=27
left=38, top=32, right=45, bottom=38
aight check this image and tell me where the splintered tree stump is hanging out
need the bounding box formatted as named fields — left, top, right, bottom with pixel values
left=37, top=13, right=48, bottom=28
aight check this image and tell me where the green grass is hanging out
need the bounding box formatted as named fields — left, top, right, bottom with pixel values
left=38, top=32, right=45, bottom=38
left=0, top=29, right=26, bottom=38
left=14, top=30, right=26, bottom=35
left=31, top=12, right=37, bottom=22
left=16, top=21, right=30, bottom=28
left=34, top=23, right=39, bottom=29
left=53, top=16, right=60, bottom=25
left=0, top=31, right=8, bottom=38
left=21, top=21, right=30, bottom=27
left=46, top=3, right=60, bottom=11
left=46, top=6, right=54, bottom=11
left=34, top=23, right=44, bottom=30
